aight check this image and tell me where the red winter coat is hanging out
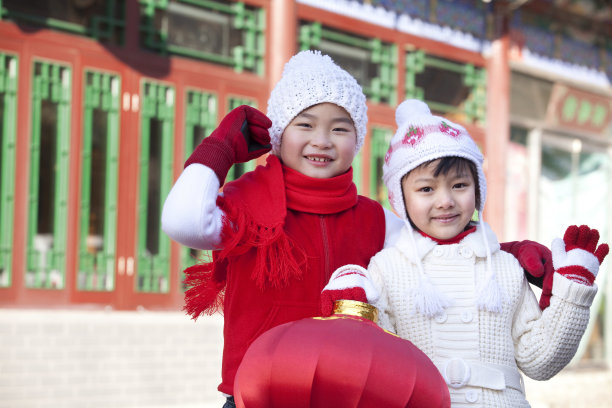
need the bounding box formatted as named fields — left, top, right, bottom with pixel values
left=219, top=197, right=386, bottom=394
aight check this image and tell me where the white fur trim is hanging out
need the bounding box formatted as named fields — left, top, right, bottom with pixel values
left=324, top=264, right=380, bottom=304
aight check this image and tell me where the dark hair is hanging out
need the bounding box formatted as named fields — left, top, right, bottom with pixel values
left=410, top=156, right=481, bottom=209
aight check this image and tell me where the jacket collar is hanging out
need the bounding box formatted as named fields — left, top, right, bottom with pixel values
left=396, top=222, right=500, bottom=261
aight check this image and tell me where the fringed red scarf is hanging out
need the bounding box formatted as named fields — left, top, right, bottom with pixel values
left=183, top=155, right=357, bottom=319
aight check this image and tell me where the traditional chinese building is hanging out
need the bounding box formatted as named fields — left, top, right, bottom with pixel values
left=0, top=0, right=610, bottom=406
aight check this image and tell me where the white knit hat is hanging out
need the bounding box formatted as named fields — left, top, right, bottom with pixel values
left=383, top=99, right=505, bottom=316
left=267, top=50, right=368, bottom=155
left=383, top=99, right=486, bottom=220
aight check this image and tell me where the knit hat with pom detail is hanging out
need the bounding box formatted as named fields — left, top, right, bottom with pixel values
left=266, top=50, right=368, bottom=155
left=383, top=99, right=506, bottom=317
left=383, top=99, right=486, bottom=221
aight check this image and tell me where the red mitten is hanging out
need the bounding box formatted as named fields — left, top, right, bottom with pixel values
left=184, top=105, right=271, bottom=184
left=552, top=225, right=609, bottom=287
left=500, top=240, right=554, bottom=309
left=320, top=265, right=379, bottom=317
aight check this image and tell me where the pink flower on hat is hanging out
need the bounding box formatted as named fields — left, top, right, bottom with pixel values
left=439, top=121, right=461, bottom=138
left=402, top=126, right=425, bottom=146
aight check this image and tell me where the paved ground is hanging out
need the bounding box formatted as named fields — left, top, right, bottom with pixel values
left=524, top=363, right=612, bottom=408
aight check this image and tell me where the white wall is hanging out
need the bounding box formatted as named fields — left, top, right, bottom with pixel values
left=0, top=309, right=225, bottom=408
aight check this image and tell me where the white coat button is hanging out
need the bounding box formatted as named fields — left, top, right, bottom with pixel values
left=466, top=390, right=479, bottom=403
left=434, top=311, right=447, bottom=323
left=460, top=247, right=473, bottom=258
left=433, top=247, right=444, bottom=257
left=461, top=311, right=473, bottom=323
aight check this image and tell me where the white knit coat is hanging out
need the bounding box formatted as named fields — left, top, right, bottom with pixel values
left=369, top=223, right=597, bottom=408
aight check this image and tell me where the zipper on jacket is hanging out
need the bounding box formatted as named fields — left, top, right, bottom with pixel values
left=319, top=215, right=331, bottom=284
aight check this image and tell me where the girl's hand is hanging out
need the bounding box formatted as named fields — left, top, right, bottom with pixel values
left=552, top=225, right=609, bottom=286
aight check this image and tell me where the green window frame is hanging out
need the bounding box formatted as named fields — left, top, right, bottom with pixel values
left=0, top=53, right=18, bottom=288
left=299, top=21, right=397, bottom=105
left=182, top=89, right=218, bottom=271
left=369, top=127, right=392, bottom=209
left=78, top=71, right=121, bottom=292
left=27, top=61, right=72, bottom=289
left=0, top=0, right=125, bottom=44
left=137, top=80, right=175, bottom=293
left=405, top=50, right=486, bottom=123
left=352, top=149, right=363, bottom=195
left=139, top=0, right=265, bottom=74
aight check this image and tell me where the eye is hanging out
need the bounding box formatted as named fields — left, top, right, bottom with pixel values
left=453, top=181, right=471, bottom=189
left=333, top=126, right=350, bottom=132
left=418, top=186, right=433, bottom=193
left=294, top=122, right=312, bottom=129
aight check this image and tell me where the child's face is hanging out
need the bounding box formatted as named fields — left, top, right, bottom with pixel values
left=279, top=103, right=357, bottom=178
left=401, top=159, right=476, bottom=240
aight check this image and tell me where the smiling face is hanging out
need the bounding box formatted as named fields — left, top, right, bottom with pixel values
left=279, top=103, right=357, bottom=179
left=401, top=158, right=477, bottom=240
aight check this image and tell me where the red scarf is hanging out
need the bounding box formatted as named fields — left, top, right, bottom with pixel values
left=183, top=155, right=358, bottom=318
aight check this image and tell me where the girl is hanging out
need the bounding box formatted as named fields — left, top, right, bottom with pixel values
left=325, top=99, right=608, bottom=407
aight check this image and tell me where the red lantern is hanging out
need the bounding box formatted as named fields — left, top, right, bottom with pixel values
left=234, top=300, right=450, bottom=408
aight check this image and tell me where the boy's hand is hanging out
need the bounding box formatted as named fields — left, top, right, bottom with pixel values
left=320, top=265, right=379, bottom=317
left=500, top=240, right=555, bottom=309
left=184, top=105, right=272, bottom=184
left=552, top=225, right=609, bottom=287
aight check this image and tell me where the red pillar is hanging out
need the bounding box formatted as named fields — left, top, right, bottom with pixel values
left=485, top=11, right=510, bottom=238
left=268, top=0, right=298, bottom=90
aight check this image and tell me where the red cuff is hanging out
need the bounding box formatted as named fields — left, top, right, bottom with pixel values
left=184, top=137, right=234, bottom=185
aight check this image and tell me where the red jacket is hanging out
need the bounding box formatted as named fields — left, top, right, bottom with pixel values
left=219, top=196, right=386, bottom=395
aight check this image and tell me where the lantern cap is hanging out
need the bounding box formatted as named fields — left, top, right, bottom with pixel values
left=333, top=299, right=379, bottom=323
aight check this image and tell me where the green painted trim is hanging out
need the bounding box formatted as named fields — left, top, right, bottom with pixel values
left=369, top=127, right=392, bottom=209
left=78, top=71, right=120, bottom=292
left=27, top=61, right=71, bottom=289
left=0, top=53, right=17, bottom=288
left=137, top=80, right=175, bottom=293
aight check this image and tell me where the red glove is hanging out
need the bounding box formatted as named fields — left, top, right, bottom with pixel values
left=320, top=265, right=379, bottom=317
left=552, top=225, right=609, bottom=287
left=500, top=240, right=554, bottom=309
left=184, top=105, right=271, bottom=184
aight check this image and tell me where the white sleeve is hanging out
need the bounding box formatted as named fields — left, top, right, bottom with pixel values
left=383, top=207, right=403, bottom=249
left=161, top=163, right=224, bottom=250
left=512, top=274, right=597, bottom=380
left=369, top=258, right=396, bottom=334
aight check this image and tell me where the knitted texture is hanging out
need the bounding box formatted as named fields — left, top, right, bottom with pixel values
left=383, top=99, right=486, bottom=220
left=266, top=50, right=368, bottom=155
left=369, top=223, right=596, bottom=407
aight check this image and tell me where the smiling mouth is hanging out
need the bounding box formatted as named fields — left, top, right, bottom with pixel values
left=306, top=156, right=332, bottom=162
left=433, top=215, right=458, bottom=222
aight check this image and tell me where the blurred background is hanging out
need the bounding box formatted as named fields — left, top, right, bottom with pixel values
left=0, top=0, right=611, bottom=406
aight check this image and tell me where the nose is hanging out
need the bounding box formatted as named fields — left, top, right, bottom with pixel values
left=310, top=129, right=332, bottom=148
left=435, top=189, right=455, bottom=209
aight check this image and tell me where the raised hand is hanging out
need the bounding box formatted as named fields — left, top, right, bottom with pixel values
left=552, top=225, right=609, bottom=286
left=185, top=105, right=272, bottom=184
